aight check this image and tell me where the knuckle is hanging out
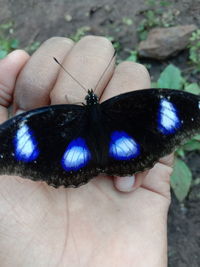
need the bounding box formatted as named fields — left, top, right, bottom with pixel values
left=117, top=61, right=149, bottom=74
left=79, top=35, right=114, bottom=50
left=0, top=82, right=12, bottom=107
left=42, top=37, right=74, bottom=46
left=116, top=61, right=150, bottom=81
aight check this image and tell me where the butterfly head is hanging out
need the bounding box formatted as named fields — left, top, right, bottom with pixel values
left=85, top=89, right=99, bottom=106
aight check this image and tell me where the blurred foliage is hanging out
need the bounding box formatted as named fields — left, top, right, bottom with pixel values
left=137, top=0, right=177, bottom=40
left=70, top=26, right=91, bottom=42
left=0, top=22, right=20, bottom=59
left=122, top=17, right=133, bottom=26
left=188, top=29, right=200, bottom=72
left=25, top=41, right=41, bottom=54
left=125, top=50, right=138, bottom=62
left=106, top=36, right=122, bottom=52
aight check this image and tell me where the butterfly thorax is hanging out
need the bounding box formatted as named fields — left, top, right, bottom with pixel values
left=85, top=89, right=99, bottom=106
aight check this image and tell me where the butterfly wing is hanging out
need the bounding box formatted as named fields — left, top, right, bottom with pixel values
left=0, top=105, right=99, bottom=187
left=100, top=89, right=200, bottom=176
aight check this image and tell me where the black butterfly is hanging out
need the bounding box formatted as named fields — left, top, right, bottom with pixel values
left=0, top=88, right=199, bottom=187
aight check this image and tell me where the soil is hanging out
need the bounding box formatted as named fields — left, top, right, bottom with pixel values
left=0, top=0, right=200, bottom=266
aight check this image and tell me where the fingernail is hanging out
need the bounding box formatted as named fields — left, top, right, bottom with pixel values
left=114, top=175, right=136, bottom=192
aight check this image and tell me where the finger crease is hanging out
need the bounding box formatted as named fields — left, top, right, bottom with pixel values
left=0, top=82, right=13, bottom=107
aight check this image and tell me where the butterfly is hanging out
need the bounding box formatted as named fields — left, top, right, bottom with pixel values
left=0, top=87, right=199, bottom=187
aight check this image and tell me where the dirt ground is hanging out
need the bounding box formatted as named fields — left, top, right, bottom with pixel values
left=0, top=0, right=200, bottom=266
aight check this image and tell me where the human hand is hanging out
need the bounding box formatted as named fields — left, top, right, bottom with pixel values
left=0, top=36, right=172, bottom=267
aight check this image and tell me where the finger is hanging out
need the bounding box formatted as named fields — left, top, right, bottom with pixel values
left=100, top=61, right=151, bottom=102
left=113, top=172, right=145, bottom=192
left=14, top=37, right=74, bottom=113
left=0, top=50, right=29, bottom=123
left=101, top=62, right=151, bottom=192
left=50, top=36, right=115, bottom=104
left=141, top=161, right=172, bottom=201
left=159, top=153, right=174, bottom=168
left=141, top=153, right=174, bottom=200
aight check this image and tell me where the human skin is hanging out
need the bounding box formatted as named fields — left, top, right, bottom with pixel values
left=0, top=36, right=173, bottom=267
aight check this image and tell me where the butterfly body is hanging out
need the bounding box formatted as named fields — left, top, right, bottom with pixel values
left=0, top=89, right=199, bottom=187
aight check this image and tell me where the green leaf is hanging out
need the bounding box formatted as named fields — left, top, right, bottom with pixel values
left=0, top=22, right=13, bottom=30
left=126, top=50, right=138, bottom=62
left=0, top=50, right=8, bottom=59
left=182, top=139, right=200, bottom=151
left=193, top=134, right=200, bottom=141
left=193, top=178, right=200, bottom=185
left=25, top=41, right=40, bottom=53
left=10, top=39, right=19, bottom=49
left=139, top=30, right=148, bottom=41
left=171, top=158, right=192, bottom=202
left=70, top=26, right=91, bottom=42
left=184, top=83, right=200, bottom=95
left=0, top=39, right=10, bottom=51
left=145, top=0, right=156, bottom=6
left=122, top=17, right=133, bottom=26
left=160, top=1, right=171, bottom=7
left=157, top=64, right=182, bottom=89
left=176, top=148, right=185, bottom=158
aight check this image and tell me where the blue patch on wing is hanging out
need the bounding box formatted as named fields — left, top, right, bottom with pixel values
left=158, top=99, right=181, bottom=134
left=14, top=124, right=39, bottom=162
left=109, top=131, right=140, bottom=160
left=61, top=138, right=91, bottom=171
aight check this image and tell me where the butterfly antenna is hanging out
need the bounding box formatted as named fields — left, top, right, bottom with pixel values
left=94, top=50, right=116, bottom=92
left=53, top=57, right=88, bottom=92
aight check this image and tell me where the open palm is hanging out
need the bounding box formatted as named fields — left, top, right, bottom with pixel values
left=0, top=36, right=172, bottom=267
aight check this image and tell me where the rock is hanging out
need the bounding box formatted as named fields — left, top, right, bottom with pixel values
left=138, top=25, right=197, bottom=60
